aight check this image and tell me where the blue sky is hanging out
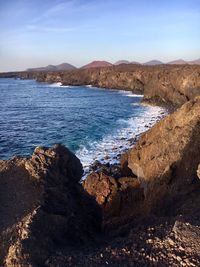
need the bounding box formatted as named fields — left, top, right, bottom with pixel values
left=0, top=0, right=200, bottom=71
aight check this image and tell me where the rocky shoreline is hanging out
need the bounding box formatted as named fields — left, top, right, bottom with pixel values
left=77, top=103, right=167, bottom=179
left=0, top=66, right=200, bottom=266
left=1, top=64, right=200, bottom=107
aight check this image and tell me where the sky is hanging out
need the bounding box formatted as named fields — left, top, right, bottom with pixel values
left=0, top=0, right=200, bottom=71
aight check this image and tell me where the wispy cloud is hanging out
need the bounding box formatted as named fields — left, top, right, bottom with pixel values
left=31, top=0, right=94, bottom=23
left=26, top=25, right=76, bottom=33
left=25, top=0, right=96, bottom=35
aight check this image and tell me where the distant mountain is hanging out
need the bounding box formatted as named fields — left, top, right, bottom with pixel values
left=27, top=63, right=77, bottom=72
left=114, top=60, right=140, bottom=65
left=55, top=63, right=77, bottom=70
left=81, top=61, right=113, bottom=69
left=131, top=61, right=141, bottom=65
left=114, top=60, right=130, bottom=65
left=143, top=60, right=164, bottom=66
left=188, top=59, right=200, bottom=65
left=167, top=59, right=188, bottom=65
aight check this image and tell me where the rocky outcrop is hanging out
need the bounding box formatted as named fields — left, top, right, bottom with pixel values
left=143, top=66, right=200, bottom=106
left=83, top=173, right=144, bottom=222
left=123, top=96, right=200, bottom=213
left=0, top=144, right=100, bottom=267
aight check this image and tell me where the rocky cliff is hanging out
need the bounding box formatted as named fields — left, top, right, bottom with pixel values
left=84, top=97, right=200, bottom=221
left=82, top=97, right=200, bottom=266
left=2, top=64, right=200, bottom=106
left=124, top=96, right=200, bottom=212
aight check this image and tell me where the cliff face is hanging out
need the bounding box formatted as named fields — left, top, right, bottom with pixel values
left=125, top=96, right=200, bottom=212
left=0, top=144, right=100, bottom=267
left=4, top=64, right=200, bottom=106
left=143, top=66, right=200, bottom=106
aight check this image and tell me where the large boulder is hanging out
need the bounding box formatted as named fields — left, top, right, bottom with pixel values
left=123, top=96, right=200, bottom=212
left=0, top=144, right=100, bottom=267
left=83, top=172, right=144, bottom=225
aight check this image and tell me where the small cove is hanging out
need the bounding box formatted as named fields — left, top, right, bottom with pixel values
left=0, top=78, right=167, bottom=174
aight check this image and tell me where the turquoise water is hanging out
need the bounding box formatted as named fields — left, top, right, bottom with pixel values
left=0, top=78, right=166, bottom=172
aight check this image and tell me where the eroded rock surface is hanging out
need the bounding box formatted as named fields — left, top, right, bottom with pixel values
left=0, top=144, right=100, bottom=267
left=124, top=96, right=200, bottom=213
left=83, top=172, right=143, bottom=223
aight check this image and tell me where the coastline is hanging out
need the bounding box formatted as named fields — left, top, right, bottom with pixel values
left=49, top=82, right=168, bottom=177
left=1, top=64, right=200, bottom=107
left=0, top=67, right=200, bottom=266
left=0, top=78, right=168, bottom=175
left=76, top=98, right=167, bottom=178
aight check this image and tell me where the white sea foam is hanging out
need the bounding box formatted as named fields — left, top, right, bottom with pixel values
left=49, top=82, right=70, bottom=88
left=50, top=82, right=62, bottom=87
left=125, top=94, right=143, bottom=98
left=76, top=105, right=167, bottom=178
left=118, top=90, right=143, bottom=98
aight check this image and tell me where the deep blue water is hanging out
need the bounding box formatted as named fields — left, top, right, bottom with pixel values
left=0, top=78, right=165, bottom=171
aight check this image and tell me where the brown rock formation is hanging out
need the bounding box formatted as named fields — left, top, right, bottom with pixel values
left=84, top=97, right=200, bottom=230
left=123, top=96, right=200, bottom=213
left=83, top=172, right=144, bottom=228
left=143, top=66, right=200, bottom=106
left=0, top=144, right=100, bottom=267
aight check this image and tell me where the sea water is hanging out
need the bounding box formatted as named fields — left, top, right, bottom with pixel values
left=0, top=78, right=166, bottom=174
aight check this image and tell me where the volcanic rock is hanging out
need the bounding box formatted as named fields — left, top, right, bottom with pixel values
left=123, top=96, right=200, bottom=213
left=85, top=97, right=200, bottom=229
left=0, top=144, right=100, bottom=266
left=83, top=172, right=144, bottom=224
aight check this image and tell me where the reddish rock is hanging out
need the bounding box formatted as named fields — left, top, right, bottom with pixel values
left=83, top=172, right=144, bottom=223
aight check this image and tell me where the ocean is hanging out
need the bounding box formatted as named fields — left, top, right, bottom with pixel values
left=0, top=78, right=166, bottom=174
